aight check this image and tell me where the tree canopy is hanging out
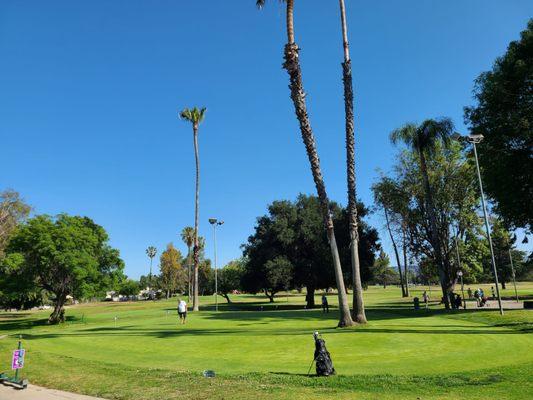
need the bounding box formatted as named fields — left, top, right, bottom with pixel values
left=0, top=214, right=125, bottom=323
left=242, top=194, right=380, bottom=306
left=464, top=19, right=533, bottom=230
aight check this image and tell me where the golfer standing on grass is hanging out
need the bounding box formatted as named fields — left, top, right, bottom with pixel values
left=178, top=298, right=187, bottom=324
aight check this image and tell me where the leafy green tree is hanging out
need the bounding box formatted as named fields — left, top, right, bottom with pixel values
left=119, top=279, right=140, bottom=297
left=242, top=195, right=379, bottom=307
left=372, top=250, right=399, bottom=288
left=2, top=214, right=125, bottom=323
left=179, top=107, right=207, bottom=312
left=181, top=226, right=195, bottom=300
left=217, top=259, right=244, bottom=303
left=257, top=0, right=354, bottom=327
left=490, top=219, right=527, bottom=289
left=373, top=177, right=410, bottom=297
left=198, top=259, right=214, bottom=296
left=0, top=189, right=31, bottom=259
left=390, top=119, right=462, bottom=307
left=159, top=243, right=185, bottom=298
left=464, top=20, right=533, bottom=230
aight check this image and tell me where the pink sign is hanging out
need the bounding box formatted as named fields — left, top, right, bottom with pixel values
left=12, top=349, right=25, bottom=370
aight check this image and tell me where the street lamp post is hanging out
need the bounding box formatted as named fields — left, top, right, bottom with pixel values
left=508, top=249, right=519, bottom=303
left=457, top=271, right=466, bottom=309
left=456, top=133, right=503, bottom=315
left=454, top=227, right=465, bottom=309
left=209, top=218, right=224, bottom=312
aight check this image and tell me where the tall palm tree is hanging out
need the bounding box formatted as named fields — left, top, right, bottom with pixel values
left=145, top=246, right=157, bottom=288
left=181, top=226, right=195, bottom=302
left=257, top=0, right=354, bottom=327
left=180, top=107, right=207, bottom=312
left=390, top=118, right=454, bottom=307
left=338, top=0, right=366, bottom=323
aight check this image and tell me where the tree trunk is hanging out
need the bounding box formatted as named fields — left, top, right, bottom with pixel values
left=193, top=125, right=200, bottom=312
left=48, top=294, right=66, bottom=324
left=223, top=293, right=231, bottom=303
left=384, top=207, right=406, bottom=297
left=265, top=289, right=275, bottom=303
left=419, top=150, right=451, bottom=308
left=187, top=245, right=192, bottom=303
left=402, top=227, right=410, bottom=297
left=306, top=286, right=315, bottom=308
left=339, top=2, right=366, bottom=324
left=282, top=1, right=354, bottom=328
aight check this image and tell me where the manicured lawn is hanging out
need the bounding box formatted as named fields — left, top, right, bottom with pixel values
left=1, top=283, right=532, bottom=399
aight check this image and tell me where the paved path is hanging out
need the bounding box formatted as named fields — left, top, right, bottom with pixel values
left=464, top=299, right=524, bottom=309
left=0, top=384, right=105, bottom=400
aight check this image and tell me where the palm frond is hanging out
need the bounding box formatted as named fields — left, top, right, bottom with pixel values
left=179, top=107, right=207, bottom=125
left=390, top=123, right=417, bottom=147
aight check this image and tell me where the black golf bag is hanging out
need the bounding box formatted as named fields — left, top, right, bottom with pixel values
left=313, top=332, right=335, bottom=376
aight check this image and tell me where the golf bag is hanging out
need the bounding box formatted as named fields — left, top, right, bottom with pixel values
left=313, top=332, right=335, bottom=376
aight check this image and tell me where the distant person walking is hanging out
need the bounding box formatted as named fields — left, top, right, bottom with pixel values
left=178, top=299, right=187, bottom=324
left=467, top=287, right=473, bottom=300
left=491, top=286, right=496, bottom=299
left=321, top=295, right=329, bottom=313
left=422, top=290, right=429, bottom=309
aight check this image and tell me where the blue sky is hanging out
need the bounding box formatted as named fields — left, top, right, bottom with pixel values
left=1, top=1, right=531, bottom=278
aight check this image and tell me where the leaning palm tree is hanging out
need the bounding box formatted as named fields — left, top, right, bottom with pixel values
left=145, top=246, right=157, bottom=288
left=338, top=0, right=366, bottom=323
left=257, top=0, right=354, bottom=327
left=179, top=107, right=207, bottom=312
left=181, top=226, right=195, bottom=302
left=390, top=118, right=454, bottom=307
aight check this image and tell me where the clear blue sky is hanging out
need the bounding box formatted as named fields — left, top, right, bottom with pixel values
left=1, top=1, right=531, bottom=278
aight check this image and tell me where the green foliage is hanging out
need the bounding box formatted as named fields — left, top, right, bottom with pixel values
left=218, top=259, right=245, bottom=302
left=383, top=135, right=482, bottom=289
left=179, top=107, right=206, bottom=127
left=242, top=194, right=379, bottom=304
left=1, top=214, right=125, bottom=322
left=0, top=189, right=31, bottom=259
left=159, top=243, right=185, bottom=296
left=372, top=250, right=399, bottom=287
left=464, top=19, right=533, bottom=230
left=119, top=279, right=140, bottom=297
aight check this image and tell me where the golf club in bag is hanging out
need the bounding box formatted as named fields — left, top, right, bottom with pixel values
left=307, top=331, right=335, bottom=376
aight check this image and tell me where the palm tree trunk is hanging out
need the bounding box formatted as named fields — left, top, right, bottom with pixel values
left=384, top=207, right=406, bottom=297
left=187, top=246, right=191, bottom=302
left=339, top=0, right=366, bottom=324
left=282, top=0, right=354, bottom=328
left=419, top=150, right=451, bottom=308
left=402, top=227, right=410, bottom=297
left=193, top=125, right=200, bottom=312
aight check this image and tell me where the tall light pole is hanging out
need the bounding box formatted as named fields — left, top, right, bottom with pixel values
left=508, top=249, right=519, bottom=303
left=457, top=271, right=466, bottom=309
left=209, top=218, right=224, bottom=312
left=455, top=133, right=503, bottom=315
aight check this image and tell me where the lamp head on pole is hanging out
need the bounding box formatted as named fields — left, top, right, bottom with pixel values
left=457, top=270, right=463, bottom=277
left=209, top=218, right=218, bottom=225
left=452, top=133, right=484, bottom=144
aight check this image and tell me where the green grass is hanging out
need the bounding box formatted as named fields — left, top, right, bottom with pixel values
left=1, top=283, right=532, bottom=399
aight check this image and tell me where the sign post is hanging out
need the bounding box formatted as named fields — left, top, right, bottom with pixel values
left=0, top=335, right=28, bottom=389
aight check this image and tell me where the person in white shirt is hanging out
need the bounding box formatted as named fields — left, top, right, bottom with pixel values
left=177, top=299, right=187, bottom=324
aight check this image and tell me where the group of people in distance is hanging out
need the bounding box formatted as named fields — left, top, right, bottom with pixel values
left=467, top=287, right=495, bottom=307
